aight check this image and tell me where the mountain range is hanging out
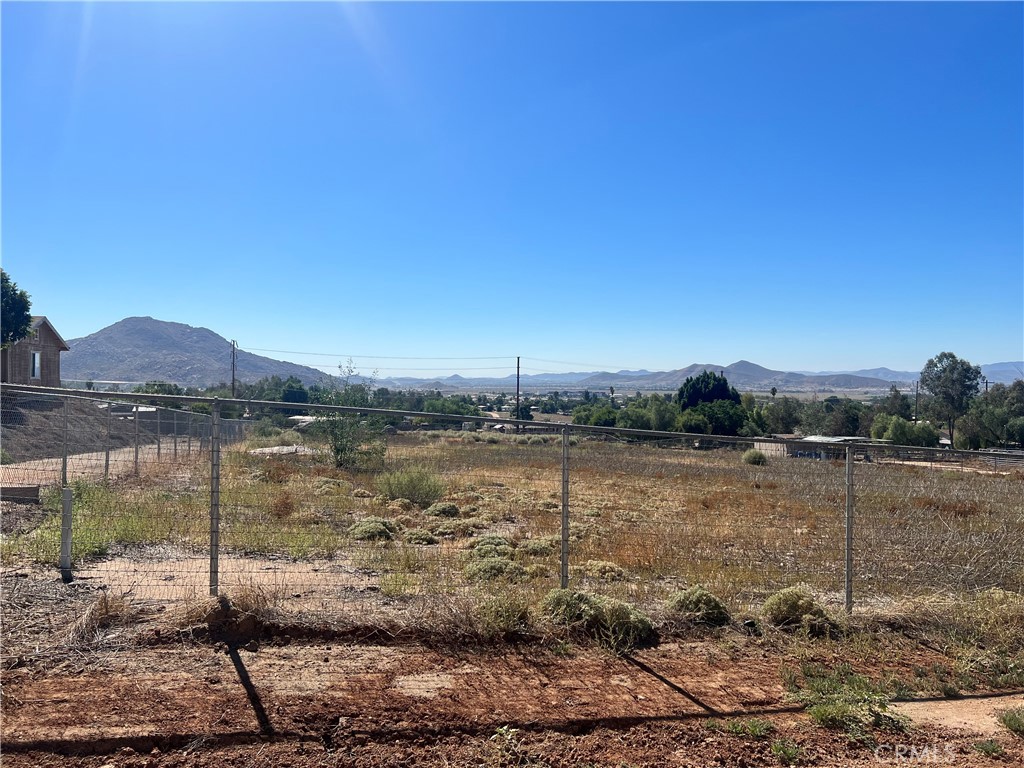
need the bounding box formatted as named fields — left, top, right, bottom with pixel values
left=59, top=317, right=1023, bottom=392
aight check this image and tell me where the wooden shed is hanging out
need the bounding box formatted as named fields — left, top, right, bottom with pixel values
left=1, top=316, right=70, bottom=388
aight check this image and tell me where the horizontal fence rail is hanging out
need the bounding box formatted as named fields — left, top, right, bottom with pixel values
left=2, top=384, right=1021, bottom=626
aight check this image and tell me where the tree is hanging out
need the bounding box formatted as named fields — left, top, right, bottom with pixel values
left=919, top=352, right=982, bottom=449
left=878, top=384, right=913, bottom=420
left=1, top=269, right=32, bottom=347
left=677, top=371, right=740, bottom=410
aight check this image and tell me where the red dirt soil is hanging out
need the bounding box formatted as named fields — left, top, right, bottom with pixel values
left=3, top=639, right=1022, bottom=767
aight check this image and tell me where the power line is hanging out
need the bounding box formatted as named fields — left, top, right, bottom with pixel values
left=242, top=347, right=513, bottom=361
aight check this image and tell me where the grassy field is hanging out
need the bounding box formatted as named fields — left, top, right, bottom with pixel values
left=3, top=427, right=1021, bottom=621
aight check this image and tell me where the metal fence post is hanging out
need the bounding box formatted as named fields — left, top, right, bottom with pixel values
left=156, top=408, right=162, bottom=461
left=60, top=487, right=73, bottom=583
left=134, top=404, right=140, bottom=476
left=187, top=413, right=193, bottom=455
left=61, top=399, right=69, bottom=487
left=561, top=425, right=570, bottom=589
left=209, top=401, right=221, bottom=596
left=173, top=411, right=178, bottom=460
left=104, top=403, right=111, bottom=481
left=845, top=445, right=855, bottom=614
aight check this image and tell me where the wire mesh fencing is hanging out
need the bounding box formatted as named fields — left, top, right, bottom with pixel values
left=2, top=387, right=1022, bottom=624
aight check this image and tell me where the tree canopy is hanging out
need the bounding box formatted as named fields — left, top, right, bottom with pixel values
left=1, top=269, right=32, bottom=348
left=677, top=371, right=740, bottom=410
left=920, top=352, right=982, bottom=448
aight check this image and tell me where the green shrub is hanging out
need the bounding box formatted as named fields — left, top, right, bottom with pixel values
left=595, top=597, right=656, bottom=654
left=375, top=467, right=444, bottom=508
left=724, top=718, right=775, bottom=739
left=667, top=585, right=731, bottom=627
left=467, top=534, right=515, bottom=560
left=404, top=528, right=439, bottom=545
left=541, top=588, right=655, bottom=654
left=542, top=588, right=605, bottom=626
left=582, top=559, right=626, bottom=581
left=1000, top=706, right=1024, bottom=737
left=321, top=415, right=386, bottom=469
left=520, top=536, right=558, bottom=557
left=743, top=448, right=768, bottom=466
left=973, top=740, right=1004, bottom=757
left=348, top=516, right=397, bottom=542
left=464, top=557, right=527, bottom=583
left=763, top=587, right=828, bottom=633
left=771, top=739, right=802, bottom=765
left=477, top=593, right=532, bottom=640
left=0, top=448, right=14, bottom=465
left=424, top=501, right=460, bottom=518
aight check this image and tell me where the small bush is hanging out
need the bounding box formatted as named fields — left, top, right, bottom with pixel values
left=542, top=588, right=605, bottom=626
left=520, top=537, right=558, bottom=557
left=387, top=498, right=415, bottom=513
left=541, top=588, right=655, bottom=654
left=467, top=534, right=515, bottom=560
left=348, top=516, right=397, bottom=542
left=973, top=740, right=1004, bottom=757
left=404, top=528, right=439, bottom=545
left=583, top=559, right=626, bottom=581
left=464, top=557, right=527, bottom=583
left=424, top=501, right=460, bottom=518
left=596, top=597, right=656, bottom=654
left=1000, top=706, right=1024, bottom=737
left=771, top=739, right=802, bottom=765
left=0, top=448, right=14, bottom=465
left=725, top=718, right=775, bottom=739
left=743, top=448, right=768, bottom=466
left=667, top=586, right=731, bottom=627
left=477, top=593, right=532, bottom=640
left=375, top=467, right=444, bottom=508
left=762, top=587, right=828, bottom=632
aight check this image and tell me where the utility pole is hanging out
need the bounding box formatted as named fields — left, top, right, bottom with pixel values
left=231, top=340, right=237, bottom=398
left=515, top=356, right=521, bottom=433
left=914, top=381, right=919, bottom=423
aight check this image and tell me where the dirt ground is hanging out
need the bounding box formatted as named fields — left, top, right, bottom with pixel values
left=3, top=619, right=1022, bottom=767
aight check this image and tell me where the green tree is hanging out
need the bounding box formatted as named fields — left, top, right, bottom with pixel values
left=920, top=352, right=982, bottom=449
left=878, top=384, right=913, bottom=420
left=762, top=396, right=802, bottom=435
left=511, top=402, right=534, bottom=421
left=678, top=371, right=740, bottom=410
left=1, top=270, right=32, bottom=347
left=691, top=399, right=746, bottom=436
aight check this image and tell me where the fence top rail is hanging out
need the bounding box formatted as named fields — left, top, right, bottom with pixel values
left=0, top=383, right=993, bottom=462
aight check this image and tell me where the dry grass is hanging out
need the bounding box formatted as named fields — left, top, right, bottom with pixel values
left=2, top=429, right=1020, bottom=638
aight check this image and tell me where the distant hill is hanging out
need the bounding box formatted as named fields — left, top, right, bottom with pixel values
left=798, top=362, right=1023, bottom=385
left=57, top=316, right=1022, bottom=393
left=61, top=317, right=335, bottom=388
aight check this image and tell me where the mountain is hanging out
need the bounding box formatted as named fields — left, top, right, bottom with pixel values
left=61, top=317, right=336, bottom=388
left=573, top=361, right=894, bottom=391
left=58, top=316, right=1023, bottom=392
left=797, top=363, right=1023, bottom=385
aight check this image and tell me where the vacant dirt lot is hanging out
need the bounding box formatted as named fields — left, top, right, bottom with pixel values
left=2, top=587, right=1022, bottom=767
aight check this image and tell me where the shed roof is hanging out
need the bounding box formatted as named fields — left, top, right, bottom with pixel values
left=30, top=316, right=71, bottom=351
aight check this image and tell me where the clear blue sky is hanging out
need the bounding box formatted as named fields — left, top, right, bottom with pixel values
left=3, top=2, right=1022, bottom=379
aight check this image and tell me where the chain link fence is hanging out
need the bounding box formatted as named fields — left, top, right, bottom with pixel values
left=2, top=386, right=1022, bottom=623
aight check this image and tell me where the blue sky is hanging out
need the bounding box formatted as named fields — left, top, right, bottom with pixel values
left=3, top=2, right=1022, bottom=379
